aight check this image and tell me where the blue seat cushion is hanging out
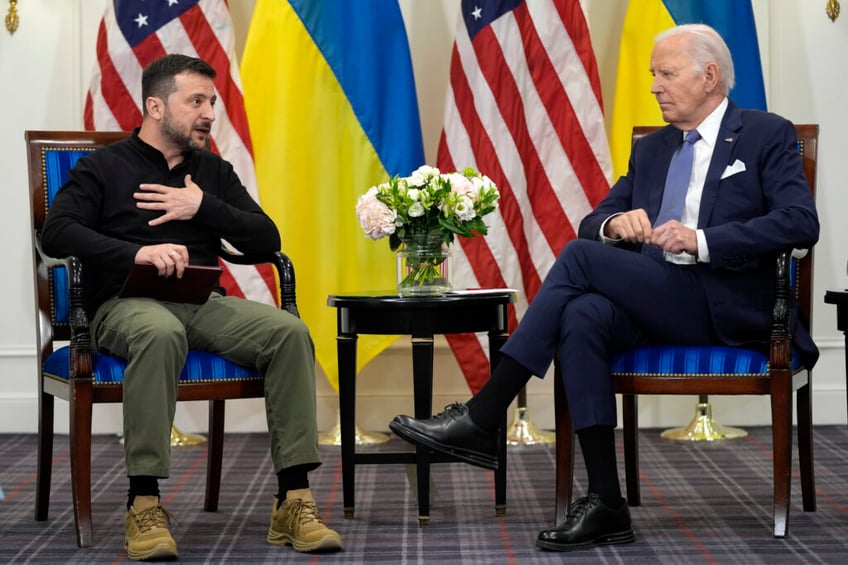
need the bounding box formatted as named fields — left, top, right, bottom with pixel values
left=611, top=345, right=802, bottom=377
left=43, top=347, right=260, bottom=384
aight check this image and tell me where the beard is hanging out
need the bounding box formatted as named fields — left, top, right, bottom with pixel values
left=162, top=109, right=211, bottom=152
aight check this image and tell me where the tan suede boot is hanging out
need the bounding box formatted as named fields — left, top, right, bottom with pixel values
left=267, top=489, right=342, bottom=552
left=124, top=495, right=178, bottom=561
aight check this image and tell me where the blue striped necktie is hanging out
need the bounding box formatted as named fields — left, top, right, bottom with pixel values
left=644, top=129, right=700, bottom=261
left=655, top=129, right=701, bottom=226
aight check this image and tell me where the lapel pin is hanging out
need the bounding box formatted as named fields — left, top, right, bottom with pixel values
left=724, top=137, right=734, bottom=142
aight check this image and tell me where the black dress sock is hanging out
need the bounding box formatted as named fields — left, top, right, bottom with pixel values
left=466, top=355, right=533, bottom=432
left=577, top=424, right=622, bottom=505
left=127, top=475, right=160, bottom=510
left=276, top=463, right=317, bottom=508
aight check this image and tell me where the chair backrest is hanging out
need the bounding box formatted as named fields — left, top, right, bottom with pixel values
left=630, top=124, right=819, bottom=331
left=25, top=130, right=131, bottom=344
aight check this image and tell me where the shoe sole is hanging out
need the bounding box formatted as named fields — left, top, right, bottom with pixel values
left=389, top=420, right=498, bottom=470
left=124, top=540, right=178, bottom=561
left=267, top=530, right=343, bottom=553
left=535, top=529, right=636, bottom=552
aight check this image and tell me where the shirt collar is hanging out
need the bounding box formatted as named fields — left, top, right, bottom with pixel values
left=130, top=127, right=195, bottom=168
left=688, top=97, right=729, bottom=149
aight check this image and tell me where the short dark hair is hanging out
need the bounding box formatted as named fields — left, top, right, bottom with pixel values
left=141, top=54, right=217, bottom=112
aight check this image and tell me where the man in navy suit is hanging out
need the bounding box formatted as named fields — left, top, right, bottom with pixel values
left=390, top=23, right=819, bottom=551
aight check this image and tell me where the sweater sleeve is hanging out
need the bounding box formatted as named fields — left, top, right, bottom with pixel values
left=190, top=157, right=282, bottom=254
left=41, top=154, right=141, bottom=270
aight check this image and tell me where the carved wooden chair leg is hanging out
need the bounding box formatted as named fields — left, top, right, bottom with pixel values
left=622, top=393, right=641, bottom=506
left=205, top=399, right=226, bottom=512
left=35, top=391, right=54, bottom=521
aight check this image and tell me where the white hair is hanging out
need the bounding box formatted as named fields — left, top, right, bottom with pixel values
left=656, top=24, right=736, bottom=95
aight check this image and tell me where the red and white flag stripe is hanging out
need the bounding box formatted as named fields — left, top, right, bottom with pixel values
left=85, top=0, right=276, bottom=304
left=439, top=0, right=612, bottom=393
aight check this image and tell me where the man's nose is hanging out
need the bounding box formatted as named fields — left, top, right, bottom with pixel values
left=203, top=102, right=216, bottom=121
left=650, top=78, right=662, bottom=94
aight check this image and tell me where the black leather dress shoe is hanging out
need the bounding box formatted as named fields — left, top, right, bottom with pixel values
left=389, top=403, right=499, bottom=470
left=536, top=493, right=635, bottom=551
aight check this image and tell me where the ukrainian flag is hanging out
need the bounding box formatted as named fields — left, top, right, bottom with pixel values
left=609, top=0, right=767, bottom=179
left=241, top=0, right=425, bottom=389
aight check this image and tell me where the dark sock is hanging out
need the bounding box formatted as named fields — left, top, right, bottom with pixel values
left=466, top=355, right=533, bottom=432
left=577, top=425, right=622, bottom=505
left=276, top=463, right=317, bottom=508
left=127, top=476, right=160, bottom=510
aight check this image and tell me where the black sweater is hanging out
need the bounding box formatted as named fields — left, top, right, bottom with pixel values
left=41, top=130, right=281, bottom=317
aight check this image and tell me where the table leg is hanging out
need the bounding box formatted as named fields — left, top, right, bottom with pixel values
left=844, top=333, right=848, bottom=425
left=411, top=335, right=435, bottom=527
left=824, top=293, right=848, bottom=425
left=337, top=334, right=358, bottom=519
left=489, top=329, right=508, bottom=516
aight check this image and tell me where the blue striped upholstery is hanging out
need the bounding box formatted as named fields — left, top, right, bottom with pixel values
left=612, top=257, right=801, bottom=378
left=43, top=148, right=93, bottom=325
left=43, top=348, right=260, bottom=384
left=611, top=344, right=801, bottom=377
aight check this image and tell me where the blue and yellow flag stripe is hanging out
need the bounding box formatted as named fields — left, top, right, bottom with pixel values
left=242, top=0, right=425, bottom=389
left=610, top=0, right=766, bottom=179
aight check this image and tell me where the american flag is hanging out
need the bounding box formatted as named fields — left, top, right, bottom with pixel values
left=84, top=0, right=276, bottom=304
left=439, top=0, right=612, bottom=393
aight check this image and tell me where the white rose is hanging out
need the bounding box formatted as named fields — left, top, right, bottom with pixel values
left=454, top=196, right=476, bottom=221
left=408, top=201, right=426, bottom=218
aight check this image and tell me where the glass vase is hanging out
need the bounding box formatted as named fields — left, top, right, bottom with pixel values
left=396, top=234, right=451, bottom=297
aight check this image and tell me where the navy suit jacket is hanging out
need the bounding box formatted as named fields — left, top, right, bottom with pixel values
left=578, top=100, right=820, bottom=367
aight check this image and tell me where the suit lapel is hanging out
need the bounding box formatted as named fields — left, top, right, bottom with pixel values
left=698, top=102, right=743, bottom=228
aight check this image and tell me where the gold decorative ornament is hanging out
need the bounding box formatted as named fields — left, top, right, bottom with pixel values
left=318, top=409, right=390, bottom=445
left=5, top=0, right=19, bottom=34
left=506, top=405, right=555, bottom=445
left=318, top=423, right=390, bottom=445
left=169, top=425, right=207, bottom=446
left=506, top=388, right=554, bottom=445
left=660, top=399, right=747, bottom=442
left=826, top=0, right=841, bottom=22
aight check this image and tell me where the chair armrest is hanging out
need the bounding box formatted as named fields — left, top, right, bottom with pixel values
left=34, top=235, right=93, bottom=367
left=769, top=251, right=793, bottom=369
left=219, top=247, right=300, bottom=318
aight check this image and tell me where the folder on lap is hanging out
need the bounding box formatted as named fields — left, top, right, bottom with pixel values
left=118, top=263, right=223, bottom=304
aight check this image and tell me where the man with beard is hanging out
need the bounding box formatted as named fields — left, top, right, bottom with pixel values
left=41, top=54, right=342, bottom=559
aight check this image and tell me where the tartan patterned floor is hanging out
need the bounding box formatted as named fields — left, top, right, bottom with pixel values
left=2, top=426, right=848, bottom=564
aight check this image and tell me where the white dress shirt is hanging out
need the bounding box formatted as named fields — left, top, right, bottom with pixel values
left=601, top=97, right=729, bottom=264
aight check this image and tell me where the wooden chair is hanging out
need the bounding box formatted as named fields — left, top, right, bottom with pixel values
left=554, top=124, right=818, bottom=538
left=26, top=130, right=300, bottom=548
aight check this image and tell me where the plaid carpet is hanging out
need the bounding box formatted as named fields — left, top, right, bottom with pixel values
left=2, top=426, right=848, bottom=564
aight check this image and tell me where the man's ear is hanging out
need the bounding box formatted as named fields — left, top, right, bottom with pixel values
left=703, top=62, right=720, bottom=92
left=145, top=96, right=164, bottom=119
